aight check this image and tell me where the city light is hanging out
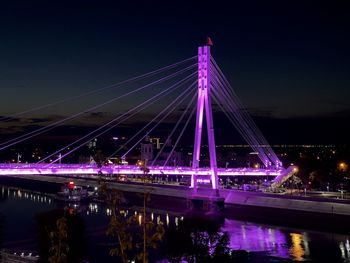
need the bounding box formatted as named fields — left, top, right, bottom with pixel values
left=338, top=162, right=348, bottom=171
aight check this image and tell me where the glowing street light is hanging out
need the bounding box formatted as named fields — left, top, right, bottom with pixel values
left=338, top=162, right=348, bottom=171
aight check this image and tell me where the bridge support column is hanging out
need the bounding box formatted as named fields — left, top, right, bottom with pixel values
left=192, top=45, right=219, bottom=193
left=187, top=195, right=225, bottom=212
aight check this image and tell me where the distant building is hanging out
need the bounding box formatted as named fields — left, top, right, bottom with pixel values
left=152, top=138, right=184, bottom=166
left=140, top=137, right=184, bottom=166
left=156, top=149, right=184, bottom=166
left=141, top=142, right=154, bottom=163
left=149, top=137, right=161, bottom=149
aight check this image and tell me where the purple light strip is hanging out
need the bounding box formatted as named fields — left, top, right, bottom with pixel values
left=192, top=46, right=220, bottom=190
left=203, top=48, right=219, bottom=190
left=0, top=163, right=283, bottom=176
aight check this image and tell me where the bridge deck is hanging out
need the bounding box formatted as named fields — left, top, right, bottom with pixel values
left=0, top=164, right=283, bottom=176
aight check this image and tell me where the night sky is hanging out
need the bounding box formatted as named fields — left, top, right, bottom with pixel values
left=0, top=0, right=349, bottom=144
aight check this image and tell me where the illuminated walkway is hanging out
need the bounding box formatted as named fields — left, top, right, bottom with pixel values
left=0, top=163, right=283, bottom=177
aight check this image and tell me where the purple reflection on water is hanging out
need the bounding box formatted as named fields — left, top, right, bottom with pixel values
left=222, top=219, right=290, bottom=259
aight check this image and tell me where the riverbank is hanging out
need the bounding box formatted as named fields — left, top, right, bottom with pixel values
left=1, top=175, right=350, bottom=234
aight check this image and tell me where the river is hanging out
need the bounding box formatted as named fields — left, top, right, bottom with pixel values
left=0, top=185, right=349, bottom=262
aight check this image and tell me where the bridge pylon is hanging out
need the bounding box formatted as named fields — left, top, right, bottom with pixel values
left=191, top=45, right=219, bottom=192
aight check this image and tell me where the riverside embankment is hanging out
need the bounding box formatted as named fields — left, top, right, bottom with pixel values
left=1, top=174, right=350, bottom=233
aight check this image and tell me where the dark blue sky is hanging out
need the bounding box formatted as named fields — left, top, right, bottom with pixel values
left=0, top=0, right=349, bottom=143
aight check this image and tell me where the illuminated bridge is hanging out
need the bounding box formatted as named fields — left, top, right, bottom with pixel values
left=0, top=40, right=293, bottom=191
left=0, top=163, right=284, bottom=177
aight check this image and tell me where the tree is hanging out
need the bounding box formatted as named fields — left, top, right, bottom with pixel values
left=211, top=232, right=232, bottom=262
left=101, top=183, right=134, bottom=263
left=136, top=192, right=165, bottom=263
left=165, top=216, right=233, bottom=262
left=48, top=211, right=69, bottom=263
left=36, top=209, right=85, bottom=263
left=136, top=162, right=165, bottom=262
left=101, top=162, right=164, bottom=263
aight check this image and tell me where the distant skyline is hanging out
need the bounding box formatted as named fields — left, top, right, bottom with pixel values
left=0, top=0, right=349, bottom=143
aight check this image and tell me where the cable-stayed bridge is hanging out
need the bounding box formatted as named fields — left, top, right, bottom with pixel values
left=0, top=43, right=293, bottom=191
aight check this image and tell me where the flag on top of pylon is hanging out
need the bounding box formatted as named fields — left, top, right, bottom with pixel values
left=207, top=37, right=213, bottom=46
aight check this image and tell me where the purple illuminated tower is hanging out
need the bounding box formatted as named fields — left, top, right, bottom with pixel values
left=191, top=45, right=219, bottom=191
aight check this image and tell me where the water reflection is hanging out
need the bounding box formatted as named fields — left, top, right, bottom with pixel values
left=1, top=186, right=53, bottom=204
left=223, top=219, right=289, bottom=259
left=289, top=233, right=308, bottom=261
left=1, top=186, right=350, bottom=262
left=0, top=187, right=194, bottom=230
left=217, top=218, right=350, bottom=262
left=339, top=239, right=350, bottom=261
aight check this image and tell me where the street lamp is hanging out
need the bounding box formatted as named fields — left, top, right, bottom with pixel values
left=17, top=153, right=22, bottom=163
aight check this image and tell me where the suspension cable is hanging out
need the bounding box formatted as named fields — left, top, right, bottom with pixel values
left=122, top=87, right=197, bottom=159
left=40, top=74, right=197, bottom=164
left=0, top=63, right=197, bottom=151
left=108, top=80, right=197, bottom=159
left=0, top=56, right=197, bottom=122
left=151, top=93, right=196, bottom=166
